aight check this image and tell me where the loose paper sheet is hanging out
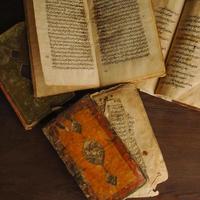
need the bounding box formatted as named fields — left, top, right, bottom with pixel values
left=137, top=0, right=185, bottom=94
left=157, top=0, right=200, bottom=109
left=91, top=84, right=168, bottom=198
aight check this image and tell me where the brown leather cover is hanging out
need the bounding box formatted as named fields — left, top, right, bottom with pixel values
left=43, top=96, right=146, bottom=200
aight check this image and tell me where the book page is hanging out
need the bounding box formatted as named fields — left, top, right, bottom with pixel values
left=25, top=0, right=96, bottom=97
left=154, top=0, right=186, bottom=58
left=31, top=0, right=99, bottom=87
left=137, top=0, right=185, bottom=94
left=91, top=84, right=168, bottom=198
left=156, top=0, right=200, bottom=109
left=88, top=0, right=165, bottom=86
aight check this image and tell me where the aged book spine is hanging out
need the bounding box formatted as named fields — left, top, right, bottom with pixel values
left=23, top=0, right=42, bottom=97
left=0, top=83, right=33, bottom=130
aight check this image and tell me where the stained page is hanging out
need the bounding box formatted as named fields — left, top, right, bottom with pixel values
left=89, top=0, right=165, bottom=86
left=25, top=0, right=97, bottom=97
left=137, top=0, right=185, bottom=94
left=31, top=0, right=99, bottom=87
left=156, top=0, right=200, bottom=110
left=91, top=84, right=168, bottom=198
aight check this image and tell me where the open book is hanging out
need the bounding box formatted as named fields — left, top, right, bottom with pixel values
left=24, top=0, right=165, bottom=97
left=138, top=0, right=200, bottom=110
left=43, top=84, right=168, bottom=199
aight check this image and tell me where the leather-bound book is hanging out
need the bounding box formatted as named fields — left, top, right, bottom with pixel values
left=0, top=23, right=74, bottom=130
left=43, top=84, right=168, bottom=199
left=43, top=95, right=146, bottom=200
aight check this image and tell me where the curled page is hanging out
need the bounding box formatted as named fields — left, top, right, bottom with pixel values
left=137, top=0, right=185, bottom=94
left=157, top=0, right=200, bottom=110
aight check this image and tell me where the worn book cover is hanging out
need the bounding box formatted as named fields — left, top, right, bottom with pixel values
left=43, top=96, right=146, bottom=200
left=0, top=22, right=74, bottom=130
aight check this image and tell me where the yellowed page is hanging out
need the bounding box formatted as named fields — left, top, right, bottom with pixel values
left=137, top=0, right=185, bottom=94
left=32, top=0, right=99, bottom=87
left=157, top=0, right=200, bottom=110
left=25, top=0, right=101, bottom=97
left=91, top=84, right=168, bottom=198
left=154, top=0, right=186, bottom=58
left=176, top=84, right=200, bottom=109
left=89, top=0, right=165, bottom=86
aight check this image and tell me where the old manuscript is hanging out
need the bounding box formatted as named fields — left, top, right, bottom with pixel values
left=138, top=0, right=185, bottom=94
left=43, top=84, right=168, bottom=199
left=138, top=0, right=200, bottom=111
left=43, top=95, right=146, bottom=200
left=24, top=0, right=165, bottom=97
left=91, top=84, right=168, bottom=198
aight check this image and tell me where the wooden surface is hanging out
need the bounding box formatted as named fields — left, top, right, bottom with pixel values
left=1, top=1, right=200, bottom=200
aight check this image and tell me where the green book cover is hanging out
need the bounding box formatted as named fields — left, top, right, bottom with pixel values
left=0, top=22, right=74, bottom=130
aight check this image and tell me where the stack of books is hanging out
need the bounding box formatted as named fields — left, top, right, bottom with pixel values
left=0, top=0, right=199, bottom=199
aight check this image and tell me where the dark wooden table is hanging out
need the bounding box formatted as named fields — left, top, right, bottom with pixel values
left=1, top=1, right=200, bottom=200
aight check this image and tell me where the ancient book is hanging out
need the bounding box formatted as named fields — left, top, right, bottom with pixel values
left=0, top=22, right=74, bottom=130
left=138, top=0, right=200, bottom=111
left=43, top=84, right=168, bottom=199
left=24, top=0, right=165, bottom=97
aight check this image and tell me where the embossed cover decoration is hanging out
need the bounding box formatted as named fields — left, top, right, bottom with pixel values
left=43, top=96, right=146, bottom=200
left=0, top=22, right=73, bottom=130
